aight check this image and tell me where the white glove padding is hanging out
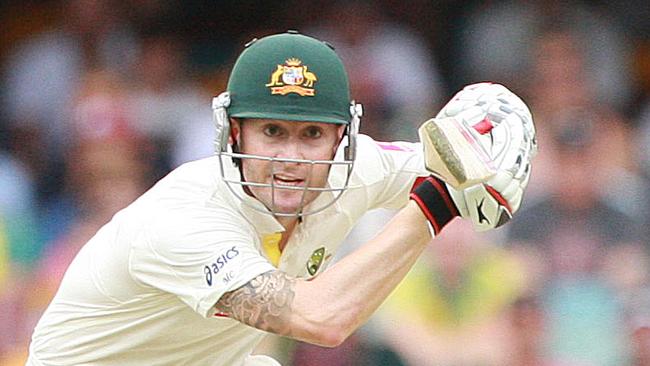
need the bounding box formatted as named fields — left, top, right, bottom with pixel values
left=437, top=82, right=537, bottom=231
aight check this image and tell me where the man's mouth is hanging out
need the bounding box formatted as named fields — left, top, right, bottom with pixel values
left=273, top=174, right=305, bottom=187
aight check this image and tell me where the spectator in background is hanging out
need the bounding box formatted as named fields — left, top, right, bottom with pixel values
left=0, top=225, right=8, bottom=284
left=127, top=32, right=213, bottom=173
left=507, top=295, right=550, bottom=366
left=38, top=69, right=151, bottom=274
left=636, top=104, right=650, bottom=174
left=27, top=127, right=150, bottom=314
left=632, top=324, right=650, bottom=366
left=0, top=0, right=136, bottom=365
left=0, top=153, right=40, bottom=364
left=507, top=111, right=646, bottom=365
left=37, top=70, right=146, bottom=242
left=520, top=24, right=642, bottom=209
left=504, top=16, right=649, bottom=365
left=306, top=0, right=444, bottom=142
left=1, top=0, right=139, bottom=202
left=0, top=153, right=41, bottom=268
left=457, top=0, right=633, bottom=113
left=524, top=23, right=647, bottom=229
left=372, top=220, right=527, bottom=366
left=0, top=220, right=20, bottom=364
left=8, top=70, right=153, bottom=365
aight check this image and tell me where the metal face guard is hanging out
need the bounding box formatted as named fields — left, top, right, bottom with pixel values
left=218, top=152, right=354, bottom=217
left=212, top=92, right=361, bottom=217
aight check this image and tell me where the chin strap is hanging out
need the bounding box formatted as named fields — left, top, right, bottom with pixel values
left=345, top=101, right=362, bottom=162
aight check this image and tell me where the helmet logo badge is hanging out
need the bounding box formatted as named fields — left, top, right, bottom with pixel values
left=266, top=58, right=317, bottom=96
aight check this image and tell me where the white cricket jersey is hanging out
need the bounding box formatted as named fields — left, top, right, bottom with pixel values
left=28, top=135, right=427, bottom=366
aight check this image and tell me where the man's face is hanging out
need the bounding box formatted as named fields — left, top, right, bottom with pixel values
left=232, top=118, right=345, bottom=215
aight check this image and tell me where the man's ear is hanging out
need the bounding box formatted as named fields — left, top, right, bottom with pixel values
left=229, top=118, right=244, bottom=168
left=229, top=118, right=241, bottom=145
left=337, top=124, right=346, bottom=140
left=333, top=124, right=347, bottom=156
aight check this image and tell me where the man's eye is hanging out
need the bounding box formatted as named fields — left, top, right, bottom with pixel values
left=304, top=127, right=322, bottom=138
left=264, top=125, right=282, bottom=136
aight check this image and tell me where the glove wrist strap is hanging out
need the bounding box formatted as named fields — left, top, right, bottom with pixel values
left=409, top=176, right=459, bottom=235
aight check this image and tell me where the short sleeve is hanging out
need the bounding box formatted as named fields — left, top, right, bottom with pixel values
left=352, top=135, right=428, bottom=209
left=128, top=206, right=275, bottom=318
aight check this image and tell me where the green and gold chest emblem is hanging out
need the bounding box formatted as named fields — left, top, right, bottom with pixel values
left=266, top=58, right=317, bottom=96
left=307, top=247, right=326, bottom=276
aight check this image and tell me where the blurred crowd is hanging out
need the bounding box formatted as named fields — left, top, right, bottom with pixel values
left=1, top=0, right=650, bottom=365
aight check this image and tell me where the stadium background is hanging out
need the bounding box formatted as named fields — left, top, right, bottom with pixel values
left=1, top=0, right=650, bottom=364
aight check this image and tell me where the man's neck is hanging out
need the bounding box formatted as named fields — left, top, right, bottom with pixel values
left=276, top=216, right=299, bottom=253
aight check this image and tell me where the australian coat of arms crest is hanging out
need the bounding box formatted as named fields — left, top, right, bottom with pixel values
left=266, top=58, right=317, bottom=96
left=306, top=247, right=326, bottom=276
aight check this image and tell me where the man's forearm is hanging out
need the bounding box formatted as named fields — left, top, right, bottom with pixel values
left=289, top=201, right=432, bottom=346
left=217, top=271, right=296, bottom=336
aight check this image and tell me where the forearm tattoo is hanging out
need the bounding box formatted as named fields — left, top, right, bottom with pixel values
left=216, top=270, right=296, bottom=335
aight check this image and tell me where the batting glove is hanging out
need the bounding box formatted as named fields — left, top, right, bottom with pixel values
left=436, top=82, right=537, bottom=231
left=411, top=83, right=537, bottom=231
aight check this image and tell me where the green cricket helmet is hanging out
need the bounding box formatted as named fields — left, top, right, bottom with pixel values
left=212, top=30, right=362, bottom=217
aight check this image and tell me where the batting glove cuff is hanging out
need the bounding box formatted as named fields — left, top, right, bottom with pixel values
left=409, top=176, right=460, bottom=235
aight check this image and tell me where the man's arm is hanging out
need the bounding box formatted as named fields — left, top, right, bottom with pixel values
left=216, top=201, right=431, bottom=347
left=217, top=82, right=537, bottom=346
left=217, top=270, right=296, bottom=336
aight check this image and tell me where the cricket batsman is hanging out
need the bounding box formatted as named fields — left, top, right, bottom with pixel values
left=27, top=31, right=536, bottom=365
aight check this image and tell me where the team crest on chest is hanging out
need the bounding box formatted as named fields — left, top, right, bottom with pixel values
left=307, top=247, right=327, bottom=276
left=266, top=58, right=317, bottom=96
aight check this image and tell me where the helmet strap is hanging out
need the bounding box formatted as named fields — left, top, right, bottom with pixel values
left=344, top=101, right=362, bottom=162
left=212, top=92, right=231, bottom=154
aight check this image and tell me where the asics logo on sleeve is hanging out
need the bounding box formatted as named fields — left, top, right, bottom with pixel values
left=204, top=246, right=240, bottom=286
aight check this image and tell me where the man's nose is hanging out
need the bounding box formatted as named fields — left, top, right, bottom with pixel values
left=275, top=139, right=306, bottom=162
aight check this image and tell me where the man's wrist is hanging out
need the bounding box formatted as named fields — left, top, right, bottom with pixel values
left=409, top=176, right=459, bottom=235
